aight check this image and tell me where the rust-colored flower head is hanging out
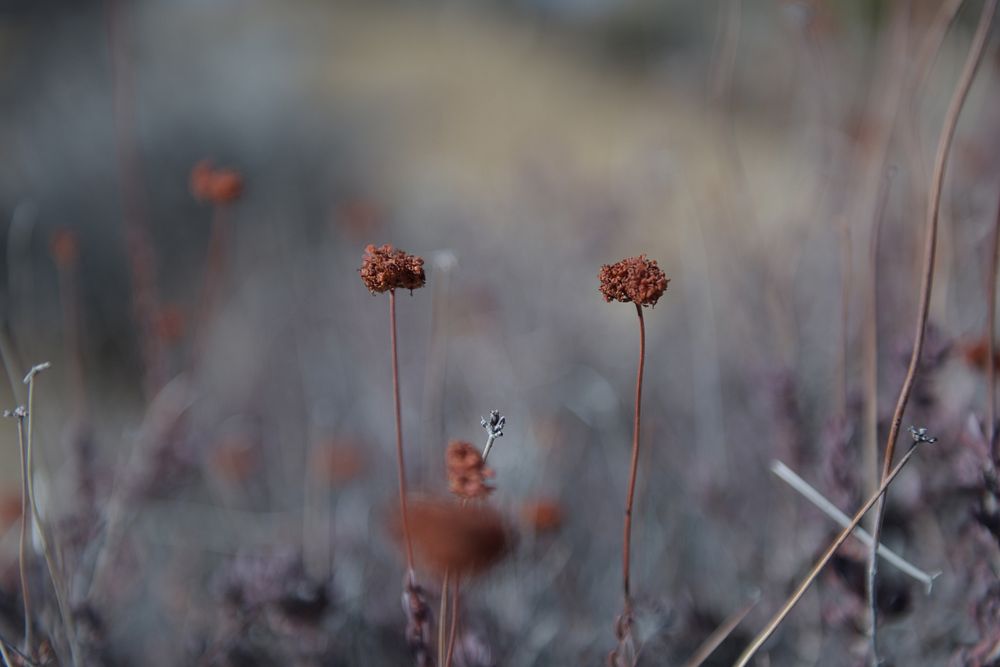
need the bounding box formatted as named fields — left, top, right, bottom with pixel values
left=599, top=255, right=669, bottom=307
left=190, top=160, right=244, bottom=205
left=961, top=337, right=1000, bottom=373
left=392, top=497, right=512, bottom=577
left=50, top=228, right=79, bottom=270
left=446, top=440, right=494, bottom=500
left=209, top=434, right=258, bottom=484
left=521, top=499, right=564, bottom=534
left=311, top=438, right=367, bottom=487
left=359, top=243, right=426, bottom=294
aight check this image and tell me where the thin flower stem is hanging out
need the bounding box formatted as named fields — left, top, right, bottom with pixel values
left=444, top=575, right=460, bottom=667
left=734, top=443, right=923, bottom=667
left=988, top=187, right=1000, bottom=463
left=14, top=415, right=32, bottom=656
left=390, top=290, right=416, bottom=585
left=437, top=572, right=449, bottom=667
left=681, top=594, right=758, bottom=667
left=622, top=303, right=646, bottom=605
left=867, top=1, right=997, bottom=662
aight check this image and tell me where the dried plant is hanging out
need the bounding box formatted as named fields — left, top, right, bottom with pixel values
left=599, top=254, right=668, bottom=666
left=446, top=441, right=494, bottom=501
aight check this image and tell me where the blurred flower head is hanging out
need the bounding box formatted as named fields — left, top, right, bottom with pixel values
left=359, top=243, right=426, bottom=294
left=392, top=497, right=512, bottom=577
left=311, top=438, right=367, bottom=488
left=960, top=337, right=1000, bottom=373
left=521, top=499, right=564, bottom=534
left=190, top=160, right=244, bottom=205
left=446, top=440, right=494, bottom=500
left=598, top=254, right=668, bottom=307
left=50, top=228, right=79, bottom=270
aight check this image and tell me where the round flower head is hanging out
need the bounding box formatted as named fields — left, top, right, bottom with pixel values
left=598, top=255, right=669, bottom=307
left=190, top=160, right=244, bottom=204
left=359, top=243, right=426, bottom=294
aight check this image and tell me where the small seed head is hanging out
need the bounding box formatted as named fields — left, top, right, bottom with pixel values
left=599, top=255, right=669, bottom=307
left=359, top=243, right=426, bottom=294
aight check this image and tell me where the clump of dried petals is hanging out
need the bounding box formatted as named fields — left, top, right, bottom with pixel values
left=446, top=440, right=494, bottom=500
left=359, top=243, right=426, bottom=294
left=599, top=255, right=669, bottom=307
left=521, top=499, right=564, bottom=534
left=393, top=497, right=512, bottom=577
left=190, top=160, right=244, bottom=204
left=961, top=337, right=1000, bottom=373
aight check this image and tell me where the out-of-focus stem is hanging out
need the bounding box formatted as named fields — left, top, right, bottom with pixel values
left=390, top=290, right=416, bottom=584
left=867, top=1, right=997, bottom=661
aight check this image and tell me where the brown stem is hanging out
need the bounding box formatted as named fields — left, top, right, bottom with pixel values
left=734, top=443, right=923, bottom=667
left=988, top=188, right=1000, bottom=463
left=444, top=575, right=460, bottom=667
left=437, top=572, right=449, bottom=667
left=104, top=0, right=165, bottom=398
left=866, top=1, right=997, bottom=662
left=390, top=290, right=416, bottom=584
left=622, top=304, right=645, bottom=605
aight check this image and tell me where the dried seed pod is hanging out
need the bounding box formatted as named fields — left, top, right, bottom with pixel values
left=598, top=255, right=669, bottom=307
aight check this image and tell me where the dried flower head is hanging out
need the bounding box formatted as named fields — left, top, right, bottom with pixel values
left=359, top=243, right=426, bottom=294
left=311, top=438, right=366, bottom=487
left=50, top=228, right=80, bottom=270
left=599, top=255, right=669, bottom=307
left=209, top=435, right=258, bottom=483
left=521, top=499, right=564, bottom=534
left=961, top=337, right=1000, bottom=373
left=392, top=497, right=512, bottom=577
left=190, top=160, right=244, bottom=205
left=155, top=304, right=187, bottom=344
left=446, top=440, right=494, bottom=500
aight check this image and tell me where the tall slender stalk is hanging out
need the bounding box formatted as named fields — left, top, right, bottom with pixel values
left=734, top=441, right=927, bottom=667
left=866, top=2, right=997, bottom=662
left=13, top=411, right=32, bottom=656
left=622, top=304, right=646, bottom=606
left=988, top=188, right=1000, bottom=463
left=390, top=290, right=416, bottom=584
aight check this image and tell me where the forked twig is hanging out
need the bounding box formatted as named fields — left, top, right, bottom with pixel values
left=734, top=439, right=930, bottom=667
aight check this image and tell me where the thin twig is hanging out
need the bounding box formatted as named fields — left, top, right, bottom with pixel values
left=867, top=1, right=997, bottom=662
left=770, top=460, right=940, bottom=592
left=680, top=594, right=758, bottom=667
left=734, top=441, right=927, bottom=667
left=23, top=364, right=80, bottom=666
left=13, top=411, right=32, bottom=656
left=437, top=573, right=449, bottom=667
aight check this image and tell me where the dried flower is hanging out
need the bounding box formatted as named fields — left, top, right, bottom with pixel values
left=209, top=435, right=258, bottom=483
left=311, top=438, right=366, bottom=487
left=359, top=243, right=426, bottom=294
left=393, top=497, right=512, bottom=577
left=598, top=255, right=669, bottom=307
left=190, top=160, right=244, bottom=204
left=50, top=228, right=80, bottom=269
left=961, top=337, right=1000, bottom=373
left=521, top=499, right=564, bottom=534
left=446, top=440, right=494, bottom=500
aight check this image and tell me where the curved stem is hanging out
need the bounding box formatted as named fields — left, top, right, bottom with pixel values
left=437, top=573, right=449, bottom=666
left=390, top=290, right=416, bottom=585
left=622, top=304, right=646, bottom=605
left=866, top=1, right=997, bottom=662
